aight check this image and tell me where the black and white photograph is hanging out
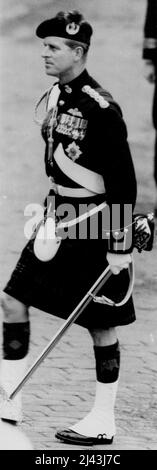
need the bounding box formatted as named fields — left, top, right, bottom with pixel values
left=0, top=0, right=156, bottom=462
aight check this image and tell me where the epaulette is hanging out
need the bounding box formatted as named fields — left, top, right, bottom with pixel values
left=82, top=85, right=109, bottom=109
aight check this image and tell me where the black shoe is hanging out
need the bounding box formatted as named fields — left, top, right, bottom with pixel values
left=1, top=418, right=17, bottom=425
left=55, top=428, right=113, bottom=446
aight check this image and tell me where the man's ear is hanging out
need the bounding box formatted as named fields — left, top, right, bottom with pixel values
left=74, top=46, right=84, bottom=61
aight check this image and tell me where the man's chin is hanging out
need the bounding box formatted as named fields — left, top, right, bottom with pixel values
left=45, top=66, right=58, bottom=77
left=45, top=70, right=54, bottom=76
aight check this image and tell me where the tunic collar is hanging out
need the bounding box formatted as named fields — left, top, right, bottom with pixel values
left=58, top=69, right=89, bottom=94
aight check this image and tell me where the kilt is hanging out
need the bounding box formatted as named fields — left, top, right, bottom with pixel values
left=3, top=194, right=136, bottom=330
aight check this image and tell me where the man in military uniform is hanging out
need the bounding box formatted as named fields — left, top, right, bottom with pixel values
left=143, top=0, right=157, bottom=216
left=0, top=11, right=137, bottom=445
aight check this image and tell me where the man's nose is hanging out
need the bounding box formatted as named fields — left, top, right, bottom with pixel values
left=42, top=47, right=51, bottom=58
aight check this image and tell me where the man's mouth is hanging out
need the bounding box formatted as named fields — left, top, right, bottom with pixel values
left=45, top=62, right=54, bottom=66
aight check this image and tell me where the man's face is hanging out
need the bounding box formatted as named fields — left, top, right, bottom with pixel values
left=42, top=36, right=76, bottom=77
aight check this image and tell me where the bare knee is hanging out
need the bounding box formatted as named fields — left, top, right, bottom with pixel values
left=0, top=293, right=28, bottom=322
left=88, top=327, right=117, bottom=346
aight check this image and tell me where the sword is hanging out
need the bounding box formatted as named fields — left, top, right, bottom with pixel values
left=0, top=264, right=112, bottom=406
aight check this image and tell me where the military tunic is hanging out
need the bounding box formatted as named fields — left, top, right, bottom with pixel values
left=4, top=70, right=137, bottom=329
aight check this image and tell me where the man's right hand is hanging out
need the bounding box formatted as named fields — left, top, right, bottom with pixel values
left=106, top=252, right=132, bottom=275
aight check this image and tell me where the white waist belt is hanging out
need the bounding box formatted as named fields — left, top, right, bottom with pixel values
left=53, top=143, right=106, bottom=195
left=50, top=181, right=96, bottom=198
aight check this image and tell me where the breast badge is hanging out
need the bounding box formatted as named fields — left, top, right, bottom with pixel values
left=66, top=142, right=82, bottom=161
left=68, top=108, right=83, bottom=117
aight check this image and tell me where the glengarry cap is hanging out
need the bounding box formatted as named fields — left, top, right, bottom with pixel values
left=36, top=10, right=93, bottom=46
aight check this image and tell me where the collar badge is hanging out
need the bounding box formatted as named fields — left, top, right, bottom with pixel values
left=64, top=85, right=72, bottom=94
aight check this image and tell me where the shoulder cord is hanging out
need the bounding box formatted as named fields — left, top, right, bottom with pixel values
left=34, top=87, right=58, bottom=164
left=47, top=107, right=58, bottom=165
left=34, top=87, right=53, bottom=126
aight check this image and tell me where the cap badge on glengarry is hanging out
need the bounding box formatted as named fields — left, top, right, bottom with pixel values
left=66, top=22, right=80, bottom=35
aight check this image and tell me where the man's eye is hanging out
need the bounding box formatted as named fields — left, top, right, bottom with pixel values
left=43, top=45, right=56, bottom=51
